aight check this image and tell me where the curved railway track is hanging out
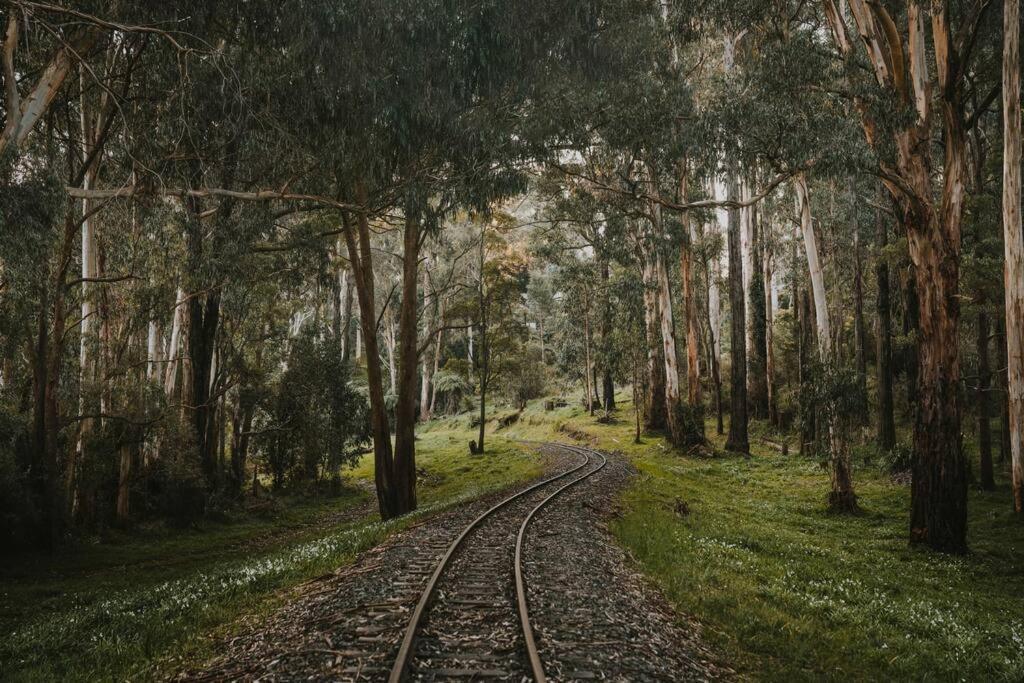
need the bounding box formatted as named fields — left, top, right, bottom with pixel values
left=388, top=442, right=607, bottom=682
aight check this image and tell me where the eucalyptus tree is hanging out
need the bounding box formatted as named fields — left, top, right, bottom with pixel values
left=818, top=0, right=1003, bottom=551
left=1003, top=0, right=1024, bottom=514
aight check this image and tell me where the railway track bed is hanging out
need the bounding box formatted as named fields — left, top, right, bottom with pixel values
left=178, top=443, right=727, bottom=682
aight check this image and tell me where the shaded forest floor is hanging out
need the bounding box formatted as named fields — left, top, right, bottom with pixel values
left=0, top=428, right=541, bottom=681
left=3, top=396, right=1023, bottom=680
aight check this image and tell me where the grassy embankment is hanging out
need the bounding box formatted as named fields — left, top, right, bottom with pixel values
left=511, top=396, right=1024, bottom=681
left=0, top=421, right=541, bottom=681
left=5, top=394, right=1022, bottom=681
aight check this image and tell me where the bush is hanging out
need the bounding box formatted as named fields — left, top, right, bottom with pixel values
left=257, top=333, right=371, bottom=489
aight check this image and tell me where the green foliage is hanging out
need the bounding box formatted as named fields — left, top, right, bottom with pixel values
left=259, top=333, right=370, bottom=488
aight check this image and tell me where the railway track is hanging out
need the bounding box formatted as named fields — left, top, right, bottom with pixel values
left=388, top=442, right=607, bottom=682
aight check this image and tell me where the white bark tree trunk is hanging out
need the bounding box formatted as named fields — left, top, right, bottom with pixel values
left=796, top=172, right=856, bottom=510
left=656, top=252, right=682, bottom=406
left=741, top=177, right=755, bottom=366
left=165, top=288, right=186, bottom=398
left=795, top=174, right=831, bottom=353
left=1003, top=0, right=1024, bottom=513
left=710, top=177, right=726, bottom=360
left=147, top=321, right=161, bottom=382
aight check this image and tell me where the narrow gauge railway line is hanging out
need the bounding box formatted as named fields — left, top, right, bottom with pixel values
left=389, top=443, right=607, bottom=682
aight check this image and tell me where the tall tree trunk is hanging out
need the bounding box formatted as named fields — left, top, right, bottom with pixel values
left=680, top=169, right=701, bottom=408
left=796, top=173, right=856, bottom=511
left=725, top=160, right=748, bottom=454
left=600, top=258, right=616, bottom=411
left=429, top=301, right=444, bottom=416
left=748, top=210, right=768, bottom=418
left=763, top=228, right=777, bottom=426
left=184, top=194, right=222, bottom=483
left=875, top=193, right=897, bottom=451
left=391, top=214, right=421, bottom=515
left=475, top=220, right=488, bottom=453
left=907, top=213, right=966, bottom=551
left=799, top=289, right=816, bottom=456
left=710, top=182, right=725, bottom=435
left=741, top=178, right=755, bottom=375
left=853, top=191, right=868, bottom=418
left=654, top=248, right=692, bottom=442
left=822, top=0, right=967, bottom=549
left=978, top=309, right=995, bottom=491
left=342, top=200, right=400, bottom=519
left=642, top=251, right=667, bottom=430
left=70, top=70, right=100, bottom=518
left=1003, top=0, right=1024, bottom=513
left=420, top=259, right=437, bottom=422
left=341, top=265, right=354, bottom=363
left=584, top=288, right=595, bottom=415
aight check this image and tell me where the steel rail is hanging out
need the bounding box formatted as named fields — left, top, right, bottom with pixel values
left=387, top=444, right=592, bottom=683
left=514, top=443, right=607, bottom=683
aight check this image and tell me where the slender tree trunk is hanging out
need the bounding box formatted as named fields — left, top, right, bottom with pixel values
left=584, top=288, right=595, bottom=415
left=710, top=182, right=725, bottom=435
left=184, top=194, right=222, bottom=482
left=642, top=251, right=667, bottom=430
left=632, top=351, right=641, bottom=443
left=1003, top=0, right=1024, bottom=513
left=71, top=73, right=100, bottom=517
left=385, top=316, right=398, bottom=396
left=429, top=301, right=444, bottom=416
left=741, top=178, right=755, bottom=375
left=391, top=214, right=420, bottom=515
left=799, top=289, right=816, bottom=455
left=476, top=221, right=488, bottom=453
left=600, top=259, right=616, bottom=411
left=164, top=288, right=186, bottom=398
left=764, top=232, right=777, bottom=426
left=342, top=200, right=399, bottom=519
left=680, top=169, right=701, bottom=408
left=796, top=174, right=856, bottom=511
left=749, top=209, right=768, bottom=418
left=420, top=260, right=437, bottom=422
left=725, top=160, right=748, bottom=455
left=875, top=192, right=897, bottom=451
left=655, top=249, right=697, bottom=444
left=341, top=265, right=354, bottom=363
left=978, top=309, right=995, bottom=491
left=853, top=196, right=868, bottom=417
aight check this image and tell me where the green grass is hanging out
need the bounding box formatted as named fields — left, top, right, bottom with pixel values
left=539, top=400, right=1024, bottom=681
left=0, top=419, right=541, bottom=681
left=7, top=393, right=1021, bottom=681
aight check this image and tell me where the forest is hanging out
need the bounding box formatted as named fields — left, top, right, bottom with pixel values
left=1, top=0, right=1023, bottom=680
